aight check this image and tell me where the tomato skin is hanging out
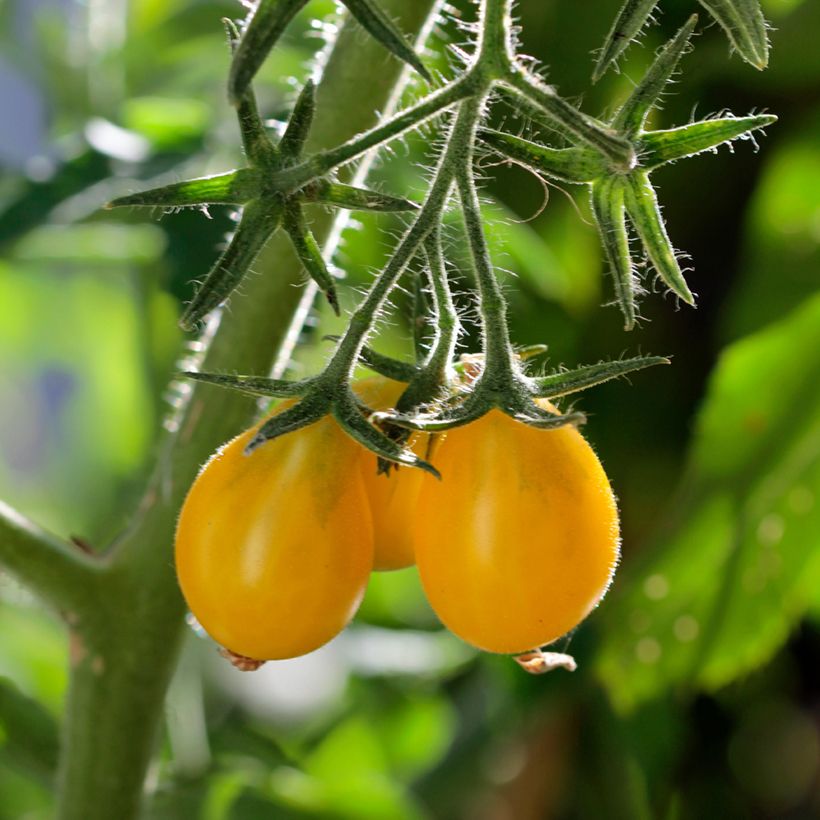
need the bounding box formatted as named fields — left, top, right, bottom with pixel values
left=414, top=407, right=619, bottom=654
left=175, top=414, right=373, bottom=661
left=353, top=376, right=433, bottom=572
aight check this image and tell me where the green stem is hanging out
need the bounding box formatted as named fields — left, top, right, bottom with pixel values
left=453, top=97, right=516, bottom=383
left=0, top=502, right=102, bottom=614
left=50, top=3, right=442, bottom=818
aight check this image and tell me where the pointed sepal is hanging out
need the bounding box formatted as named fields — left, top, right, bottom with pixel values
left=343, top=0, right=430, bottom=81
left=592, top=0, right=660, bottom=82
left=246, top=400, right=327, bottom=453
left=282, top=205, right=340, bottom=314
left=479, top=129, right=607, bottom=184
left=279, top=80, right=316, bottom=160
left=622, top=171, right=694, bottom=305
left=530, top=356, right=669, bottom=399
left=180, top=198, right=283, bottom=331
left=698, top=0, right=769, bottom=69
left=639, top=114, right=777, bottom=169
left=508, top=75, right=636, bottom=170
left=510, top=404, right=587, bottom=430
left=307, top=180, right=418, bottom=211
left=612, top=15, right=698, bottom=138
left=333, top=393, right=440, bottom=476
left=180, top=371, right=312, bottom=398
left=227, top=0, right=309, bottom=106
left=105, top=170, right=260, bottom=210
left=590, top=177, right=637, bottom=330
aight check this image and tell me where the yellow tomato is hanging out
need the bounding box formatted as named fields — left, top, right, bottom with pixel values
left=175, top=413, right=373, bottom=661
left=414, top=406, right=619, bottom=654
left=353, top=376, right=434, bottom=572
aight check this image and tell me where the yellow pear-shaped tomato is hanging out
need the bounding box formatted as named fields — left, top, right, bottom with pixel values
left=353, top=376, right=434, bottom=572
left=175, top=414, right=374, bottom=661
left=414, top=407, right=619, bottom=654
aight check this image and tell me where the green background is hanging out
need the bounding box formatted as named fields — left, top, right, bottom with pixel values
left=1, top=0, right=819, bottom=816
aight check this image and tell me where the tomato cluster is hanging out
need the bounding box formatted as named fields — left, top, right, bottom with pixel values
left=174, top=376, right=620, bottom=664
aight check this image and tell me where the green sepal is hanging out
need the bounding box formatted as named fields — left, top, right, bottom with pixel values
left=343, top=0, right=431, bottom=81
left=378, top=399, right=486, bottom=433
left=179, top=198, right=283, bottom=331
left=530, top=355, right=669, bottom=399
left=359, top=346, right=418, bottom=381
left=698, top=0, right=769, bottom=69
left=333, top=394, right=440, bottom=476
left=638, top=114, right=777, bottom=169
left=306, top=180, right=418, bottom=211
left=105, top=170, right=261, bottom=210
left=246, top=399, right=325, bottom=453
left=590, top=177, right=637, bottom=330
left=623, top=171, right=694, bottom=305
left=509, top=76, right=636, bottom=170
left=227, top=0, right=309, bottom=106
left=592, top=0, right=659, bottom=82
left=510, top=405, right=586, bottom=430
left=180, top=371, right=312, bottom=398
left=282, top=205, right=340, bottom=315
left=516, top=344, right=549, bottom=362
left=479, top=129, right=607, bottom=184
left=279, top=80, right=316, bottom=160
left=612, top=15, right=698, bottom=138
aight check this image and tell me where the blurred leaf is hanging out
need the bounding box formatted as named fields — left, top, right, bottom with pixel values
left=121, top=96, right=211, bottom=149
left=597, top=294, right=820, bottom=710
left=13, top=224, right=167, bottom=266
left=377, top=694, right=455, bottom=780
left=721, top=111, right=820, bottom=341
left=303, top=717, right=423, bottom=818
left=0, top=677, right=59, bottom=784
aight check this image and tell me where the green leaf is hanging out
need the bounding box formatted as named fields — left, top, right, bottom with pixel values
left=592, top=0, right=660, bottom=82
left=639, top=114, right=777, bottom=169
left=698, top=0, right=769, bottom=69
left=612, top=15, right=698, bottom=138
left=179, top=198, right=283, bottom=331
left=623, top=171, right=694, bottom=304
left=227, top=0, right=309, bottom=105
left=531, top=356, right=669, bottom=399
left=590, top=177, right=637, bottom=330
left=597, top=294, right=820, bottom=710
left=106, top=170, right=261, bottom=209
left=344, top=0, right=431, bottom=81
left=283, top=204, right=340, bottom=314
left=479, top=129, right=607, bottom=184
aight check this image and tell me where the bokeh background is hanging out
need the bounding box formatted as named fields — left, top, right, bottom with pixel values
left=1, top=0, right=819, bottom=817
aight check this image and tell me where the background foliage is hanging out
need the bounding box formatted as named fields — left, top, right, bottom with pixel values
left=1, top=0, right=819, bottom=817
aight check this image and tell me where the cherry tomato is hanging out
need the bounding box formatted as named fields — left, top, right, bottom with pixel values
left=414, top=406, right=619, bottom=654
left=353, top=376, right=434, bottom=571
left=175, top=412, right=373, bottom=661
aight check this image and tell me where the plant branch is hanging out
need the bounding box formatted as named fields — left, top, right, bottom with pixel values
left=0, top=501, right=102, bottom=614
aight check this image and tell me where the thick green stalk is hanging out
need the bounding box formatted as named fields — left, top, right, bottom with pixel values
left=52, top=3, right=441, bottom=818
